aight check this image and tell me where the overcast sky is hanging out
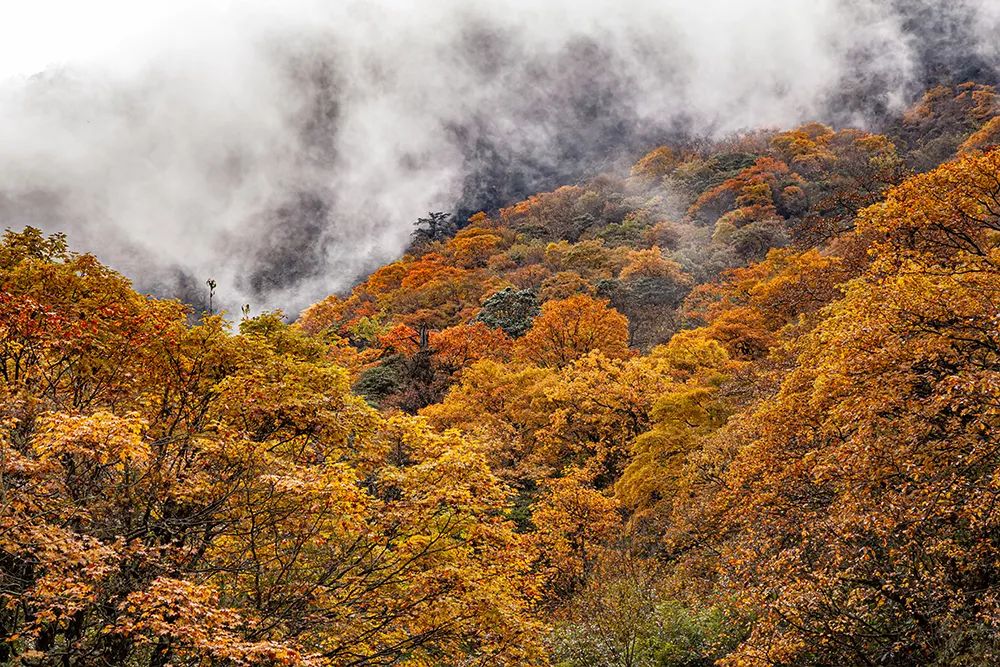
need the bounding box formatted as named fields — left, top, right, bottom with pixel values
left=1, top=1, right=199, bottom=77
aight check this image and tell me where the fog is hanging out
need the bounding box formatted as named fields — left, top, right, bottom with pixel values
left=0, top=0, right=995, bottom=313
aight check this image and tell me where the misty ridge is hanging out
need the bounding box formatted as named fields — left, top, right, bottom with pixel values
left=9, top=2, right=1000, bottom=664
left=0, top=0, right=997, bottom=315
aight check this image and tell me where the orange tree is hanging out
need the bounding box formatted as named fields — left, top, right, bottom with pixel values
left=513, top=294, right=630, bottom=368
left=699, top=149, right=1000, bottom=665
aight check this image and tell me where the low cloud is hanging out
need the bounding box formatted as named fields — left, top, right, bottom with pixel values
left=0, top=0, right=993, bottom=313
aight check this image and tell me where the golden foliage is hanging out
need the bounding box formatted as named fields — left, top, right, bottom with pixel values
left=514, top=294, right=630, bottom=368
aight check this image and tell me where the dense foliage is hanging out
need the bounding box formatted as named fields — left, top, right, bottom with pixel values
left=4, top=81, right=1000, bottom=665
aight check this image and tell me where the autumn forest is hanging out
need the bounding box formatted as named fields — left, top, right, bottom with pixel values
left=4, top=62, right=1000, bottom=667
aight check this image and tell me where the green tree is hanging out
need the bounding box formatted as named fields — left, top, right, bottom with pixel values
left=475, top=287, right=540, bottom=338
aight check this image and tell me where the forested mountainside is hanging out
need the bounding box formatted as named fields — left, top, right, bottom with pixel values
left=3, top=80, right=1000, bottom=666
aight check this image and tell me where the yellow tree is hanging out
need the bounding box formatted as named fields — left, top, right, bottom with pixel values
left=531, top=471, right=620, bottom=601
left=616, top=330, right=735, bottom=531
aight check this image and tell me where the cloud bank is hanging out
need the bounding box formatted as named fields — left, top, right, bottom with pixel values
left=0, top=0, right=995, bottom=313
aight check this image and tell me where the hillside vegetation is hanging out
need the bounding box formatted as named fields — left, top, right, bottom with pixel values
left=3, top=82, right=1000, bottom=666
